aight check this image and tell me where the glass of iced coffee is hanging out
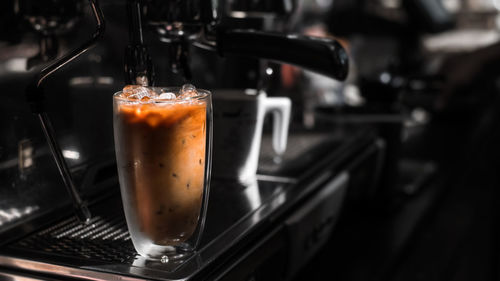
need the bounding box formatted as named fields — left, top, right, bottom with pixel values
left=113, top=84, right=212, bottom=261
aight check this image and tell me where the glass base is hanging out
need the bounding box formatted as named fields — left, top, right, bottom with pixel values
left=131, top=246, right=197, bottom=272
left=135, top=242, right=195, bottom=262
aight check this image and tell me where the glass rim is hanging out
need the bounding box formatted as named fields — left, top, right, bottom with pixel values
left=113, top=87, right=211, bottom=103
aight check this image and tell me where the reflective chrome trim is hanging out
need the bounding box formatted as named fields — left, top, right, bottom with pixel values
left=0, top=256, right=142, bottom=281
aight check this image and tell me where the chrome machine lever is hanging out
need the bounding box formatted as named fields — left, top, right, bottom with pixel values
left=26, top=0, right=106, bottom=224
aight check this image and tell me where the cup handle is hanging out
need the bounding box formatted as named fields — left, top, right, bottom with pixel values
left=264, top=97, right=291, bottom=156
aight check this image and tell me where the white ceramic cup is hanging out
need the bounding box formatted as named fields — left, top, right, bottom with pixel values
left=212, top=89, right=291, bottom=184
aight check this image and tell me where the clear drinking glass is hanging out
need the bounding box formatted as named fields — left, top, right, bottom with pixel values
left=113, top=87, right=212, bottom=261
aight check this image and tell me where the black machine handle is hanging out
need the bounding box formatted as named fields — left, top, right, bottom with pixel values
left=216, top=29, right=349, bottom=81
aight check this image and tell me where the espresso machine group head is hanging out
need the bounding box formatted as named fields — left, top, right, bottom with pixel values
left=125, top=0, right=350, bottom=86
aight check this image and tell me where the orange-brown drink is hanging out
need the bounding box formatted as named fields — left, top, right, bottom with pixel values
left=113, top=84, right=212, bottom=260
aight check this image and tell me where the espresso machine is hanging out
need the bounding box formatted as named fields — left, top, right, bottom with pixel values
left=123, top=0, right=348, bottom=84
left=0, top=0, right=385, bottom=280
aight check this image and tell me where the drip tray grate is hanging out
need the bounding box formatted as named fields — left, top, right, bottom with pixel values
left=11, top=209, right=138, bottom=264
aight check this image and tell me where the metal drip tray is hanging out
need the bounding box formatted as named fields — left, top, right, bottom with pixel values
left=12, top=212, right=136, bottom=264
left=8, top=133, right=337, bottom=266
left=0, top=131, right=374, bottom=280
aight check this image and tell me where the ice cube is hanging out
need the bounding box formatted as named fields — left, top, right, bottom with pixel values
left=122, top=85, right=156, bottom=101
left=180, top=84, right=196, bottom=94
left=158, top=92, right=176, bottom=100
left=178, top=83, right=198, bottom=100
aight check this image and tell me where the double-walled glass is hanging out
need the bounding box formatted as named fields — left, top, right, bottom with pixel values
left=113, top=88, right=212, bottom=260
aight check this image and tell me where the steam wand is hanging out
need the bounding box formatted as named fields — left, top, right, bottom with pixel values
left=26, top=0, right=106, bottom=224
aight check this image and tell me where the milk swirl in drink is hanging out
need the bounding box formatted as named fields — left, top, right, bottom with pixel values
left=113, top=84, right=210, bottom=259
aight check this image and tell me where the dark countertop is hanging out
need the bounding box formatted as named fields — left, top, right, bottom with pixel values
left=0, top=129, right=375, bottom=280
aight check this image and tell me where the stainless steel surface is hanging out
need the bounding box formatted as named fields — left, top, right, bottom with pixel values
left=0, top=131, right=372, bottom=280
left=0, top=271, right=52, bottom=281
left=285, top=172, right=348, bottom=278
left=0, top=257, right=143, bottom=281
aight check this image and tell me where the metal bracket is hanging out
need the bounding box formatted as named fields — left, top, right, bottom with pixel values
left=25, top=0, right=106, bottom=224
